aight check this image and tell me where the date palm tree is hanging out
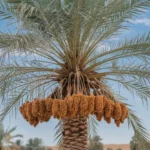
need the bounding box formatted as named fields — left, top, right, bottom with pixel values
left=0, top=0, right=150, bottom=150
left=15, top=140, right=25, bottom=150
left=15, top=140, right=23, bottom=147
left=0, top=123, right=23, bottom=150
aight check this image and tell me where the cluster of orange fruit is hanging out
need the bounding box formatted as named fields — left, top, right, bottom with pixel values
left=20, top=94, right=128, bottom=127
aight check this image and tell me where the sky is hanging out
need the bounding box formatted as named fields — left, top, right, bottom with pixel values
left=1, top=5, right=150, bottom=147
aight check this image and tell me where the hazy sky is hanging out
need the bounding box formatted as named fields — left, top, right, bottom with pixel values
left=1, top=6, right=150, bottom=146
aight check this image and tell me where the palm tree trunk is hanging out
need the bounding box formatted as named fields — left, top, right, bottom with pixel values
left=62, top=117, right=88, bottom=150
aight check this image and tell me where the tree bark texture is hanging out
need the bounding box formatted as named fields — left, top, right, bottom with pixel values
left=62, top=117, right=88, bottom=150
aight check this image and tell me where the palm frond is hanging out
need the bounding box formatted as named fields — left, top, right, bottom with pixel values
left=81, top=0, right=150, bottom=64
left=106, top=78, right=150, bottom=104
left=88, top=115, right=99, bottom=138
left=5, top=126, right=16, bottom=134
left=90, top=65, right=150, bottom=81
left=128, top=109, right=150, bottom=150
left=84, top=33, right=150, bottom=73
left=0, top=33, right=37, bottom=50
left=11, top=134, right=23, bottom=138
left=0, top=0, right=16, bottom=20
left=88, top=63, right=150, bottom=103
left=54, top=121, right=63, bottom=150
left=0, top=33, right=64, bottom=64
left=2, top=0, right=150, bottom=67
left=110, top=92, right=150, bottom=149
left=0, top=86, right=28, bottom=122
left=0, top=61, right=58, bottom=122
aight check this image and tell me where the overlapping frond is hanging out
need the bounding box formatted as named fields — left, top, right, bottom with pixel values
left=88, top=115, right=99, bottom=138
left=84, top=33, right=150, bottom=72
left=107, top=78, right=150, bottom=104
left=1, top=0, right=150, bottom=69
left=102, top=64, right=150, bottom=103
left=128, top=109, right=150, bottom=150
left=0, top=59, right=58, bottom=121
left=0, top=0, right=16, bottom=20
left=0, top=33, right=37, bottom=50
left=54, top=121, right=63, bottom=150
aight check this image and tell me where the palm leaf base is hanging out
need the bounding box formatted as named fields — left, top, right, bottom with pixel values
left=62, top=117, right=88, bottom=150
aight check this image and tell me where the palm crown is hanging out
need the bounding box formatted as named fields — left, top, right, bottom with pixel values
left=0, top=0, right=150, bottom=149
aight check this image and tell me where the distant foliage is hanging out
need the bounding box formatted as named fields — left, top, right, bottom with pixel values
left=15, top=139, right=25, bottom=150
left=107, top=148, right=113, bottom=150
left=25, top=138, right=45, bottom=150
left=46, top=148, right=53, bottom=150
left=88, top=136, right=103, bottom=150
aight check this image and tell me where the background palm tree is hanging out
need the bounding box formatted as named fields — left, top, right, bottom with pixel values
left=0, top=0, right=150, bottom=150
left=26, top=138, right=45, bottom=150
left=15, top=140, right=23, bottom=147
left=15, top=140, right=24, bottom=150
left=88, top=135, right=103, bottom=150
left=0, top=123, right=23, bottom=150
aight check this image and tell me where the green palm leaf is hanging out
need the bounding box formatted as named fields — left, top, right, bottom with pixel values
left=128, top=109, right=150, bottom=150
